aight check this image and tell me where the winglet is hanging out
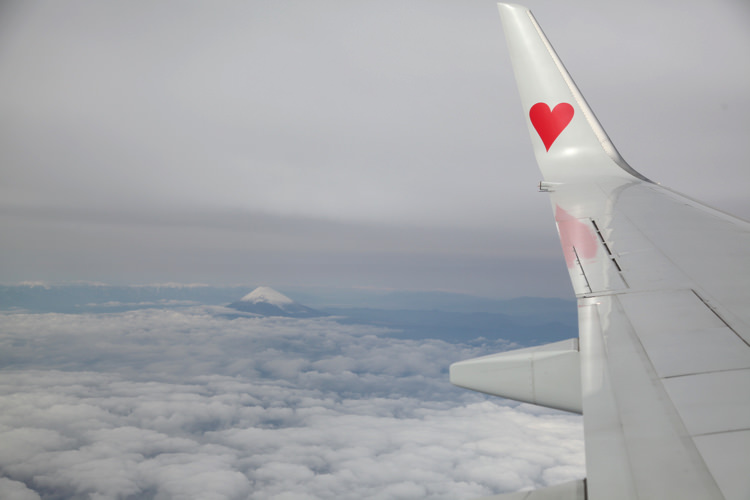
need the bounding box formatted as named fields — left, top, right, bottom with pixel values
left=497, top=3, right=649, bottom=183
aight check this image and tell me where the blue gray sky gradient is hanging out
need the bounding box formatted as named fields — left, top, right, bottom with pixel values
left=1, top=0, right=748, bottom=297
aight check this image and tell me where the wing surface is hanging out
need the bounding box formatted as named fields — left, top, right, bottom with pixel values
left=452, top=4, right=750, bottom=499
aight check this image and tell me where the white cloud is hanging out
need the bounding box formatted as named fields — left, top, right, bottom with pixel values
left=0, top=308, right=583, bottom=499
left=0, top=478, right=41, bottom=500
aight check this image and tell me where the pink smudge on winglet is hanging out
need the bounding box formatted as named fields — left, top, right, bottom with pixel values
left=555, top=205, right=598, bottom=268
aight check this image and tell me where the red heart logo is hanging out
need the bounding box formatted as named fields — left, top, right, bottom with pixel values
left=529, top=102, right=574, bottom=151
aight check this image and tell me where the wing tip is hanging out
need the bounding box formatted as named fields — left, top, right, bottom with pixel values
left=497, top=2, right=652, bottom=183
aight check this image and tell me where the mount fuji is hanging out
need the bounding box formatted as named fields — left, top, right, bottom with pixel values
left=227, top=286, right=327, bottom=318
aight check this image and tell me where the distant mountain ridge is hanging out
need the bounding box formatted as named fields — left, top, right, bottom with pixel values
left=227, top=287, right=327, bottom=318
left=0, top=283, right=576, bottom=345
left=0, top=283, right=573, bottom=315
left=0, top=283, right=253, bottom=313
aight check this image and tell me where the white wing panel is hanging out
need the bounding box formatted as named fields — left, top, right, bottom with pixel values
left=597, top=290, right=750, bottom=499
left=662, top=370, right=750, bottom=436
left=601, top=183, right=750, bottom=343
left=694, top=431, right=750, bottom=500
left=617, top=290, right=750, bottom=378
left=581, top=295, right=725, bottom=500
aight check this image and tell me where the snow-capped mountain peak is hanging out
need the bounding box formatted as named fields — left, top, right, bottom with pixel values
left=228, top=287, right=327, bottom=318
left=239, top=286, right=294, bottom=306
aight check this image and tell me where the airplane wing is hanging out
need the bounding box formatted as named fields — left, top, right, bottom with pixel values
left=450, top=4, right=750, bottom=499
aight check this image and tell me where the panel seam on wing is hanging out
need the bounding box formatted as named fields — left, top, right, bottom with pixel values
left=662, top=366, right=750, bottom=379
left=691, top=289, right=750, bottom=348
left=692, top=427, right=750, bottom=438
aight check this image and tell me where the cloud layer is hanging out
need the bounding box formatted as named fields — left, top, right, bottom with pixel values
left=0, top=308, right=583, bottom=499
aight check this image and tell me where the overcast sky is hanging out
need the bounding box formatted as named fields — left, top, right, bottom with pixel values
left=1, top=0, right=748, bottom=297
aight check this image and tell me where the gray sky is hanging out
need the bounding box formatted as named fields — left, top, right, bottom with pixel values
left=1, top=0, right=748, bottom=298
